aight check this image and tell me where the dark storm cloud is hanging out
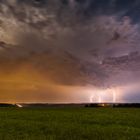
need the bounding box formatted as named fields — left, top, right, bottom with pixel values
left=0, top=0, right=140, bottom=89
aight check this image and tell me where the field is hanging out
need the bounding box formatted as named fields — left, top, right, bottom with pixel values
left=0, top=107, right=139, bottom=140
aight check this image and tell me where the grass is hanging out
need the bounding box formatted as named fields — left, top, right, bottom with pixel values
left=0, top=107, right=139, bottom=140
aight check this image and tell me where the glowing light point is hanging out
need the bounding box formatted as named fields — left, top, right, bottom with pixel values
left=98, top=96, right=102, bottom=103
left=16, top=104, right=23, bottom=108
left=90, top=95, right=94, bottom=103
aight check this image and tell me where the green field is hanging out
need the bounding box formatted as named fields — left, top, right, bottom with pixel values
left=0, top=107, right=139, bottom=140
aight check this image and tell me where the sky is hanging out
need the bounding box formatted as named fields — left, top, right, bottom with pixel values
left=0, top=0, right=140, bottom=103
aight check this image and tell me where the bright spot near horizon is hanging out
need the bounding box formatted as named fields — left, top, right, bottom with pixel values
left=16, top=104, right=23, bottom=108
left=89, top=88, right=118, bottom=103
left=112, top=89, right=116, bottom=103
left=98, top=95, right=102, bottom=103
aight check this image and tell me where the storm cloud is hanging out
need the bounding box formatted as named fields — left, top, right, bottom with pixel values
left=0, top=0, right=140, bottom=102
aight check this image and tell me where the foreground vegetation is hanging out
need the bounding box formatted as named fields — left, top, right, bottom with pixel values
left=0, top=107, right=139, bottom=140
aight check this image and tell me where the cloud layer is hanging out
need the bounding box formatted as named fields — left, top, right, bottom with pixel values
left=0, top=0, right=140, bottom=102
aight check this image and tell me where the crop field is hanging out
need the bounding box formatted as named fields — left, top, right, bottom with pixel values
left=0, top=107, right=139, bottom=140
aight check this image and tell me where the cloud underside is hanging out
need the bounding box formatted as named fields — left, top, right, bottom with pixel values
left=0, top=0, right=140, bottom=90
